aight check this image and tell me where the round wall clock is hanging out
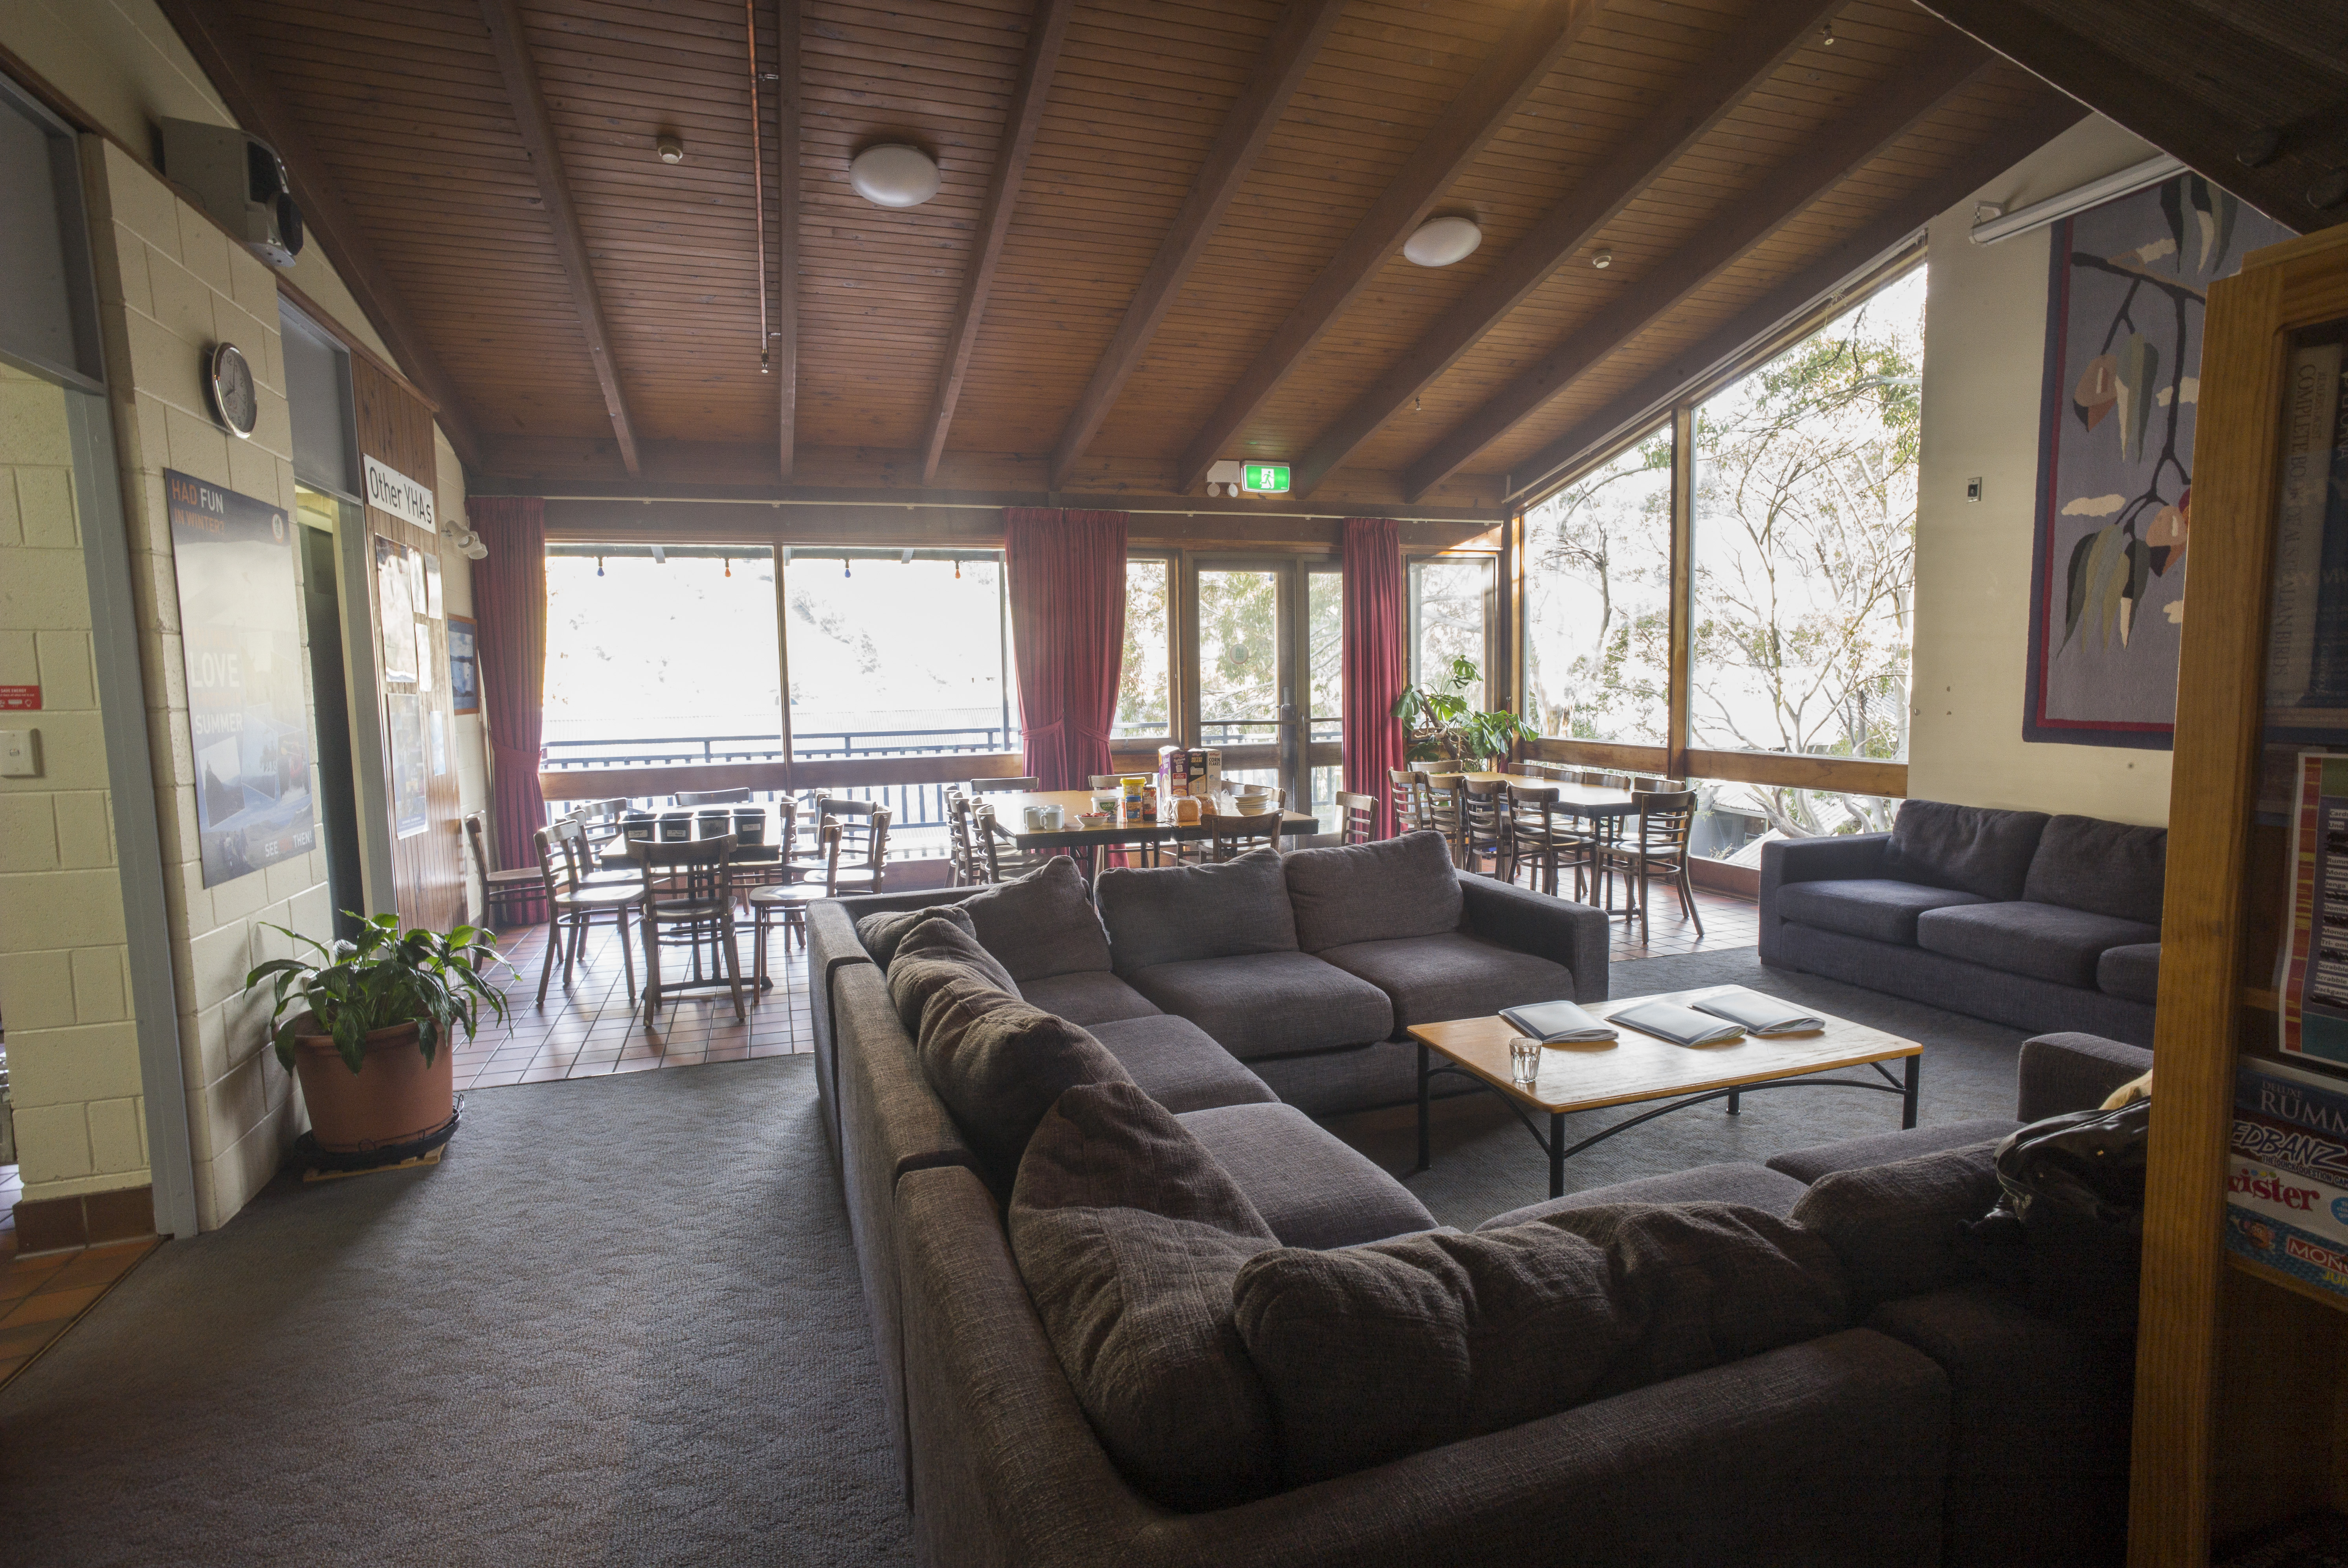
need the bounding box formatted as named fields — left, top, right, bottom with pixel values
left=208, top=342, right=258, bottom=440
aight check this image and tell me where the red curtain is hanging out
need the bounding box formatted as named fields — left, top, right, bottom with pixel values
left=1343, top=517, right=1407, bottom=838
left=1004, top=507, right=1128, bottom=793
left=469, top=496, right=549, bottom=921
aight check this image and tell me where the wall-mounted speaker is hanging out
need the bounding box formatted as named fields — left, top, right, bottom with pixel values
left=159, top=118, right=305, bottom=267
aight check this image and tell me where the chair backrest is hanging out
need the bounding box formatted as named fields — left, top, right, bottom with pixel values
left=548, top=817, right=596, bottom=890
left=675, top=787, right=751, bottom=806
left=462, top=812, right=492, bottom=874
left=945, top=791, right=976, bottom=885
left=861, top=807, right=894, bottom=877
left=972, top=802, right=1006, bottom=882
left=807, top=822, right=844, bottom=896
left=1507, top=783, right=1560, bottom=841
left=1461, top=777, right=1507, bottom=841
left=1335, top=790, right=1376, bottom=845
left=636, top=834, right=737, bottom=912
left=971, top=777, right=1040, bottom=795
left=1631, top=788, right=1698, bottom=852
left=1202, top=810, right=1282, bottom=863
left=532, top=826, right=563, bottom=899
left=1416, top=770, right=1462, bottom=830
left=1087, top=775, right=1124, bottom=791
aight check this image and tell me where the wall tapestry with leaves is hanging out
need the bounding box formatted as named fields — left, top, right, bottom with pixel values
left=2022, top=172, right=2291, bottom=748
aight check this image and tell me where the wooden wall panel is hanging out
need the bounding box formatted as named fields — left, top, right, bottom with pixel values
left=353, top=356, right=465, bottom=931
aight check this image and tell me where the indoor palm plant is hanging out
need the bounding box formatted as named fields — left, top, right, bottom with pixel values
left=1391, top=656, right=1537, bottom=768
left=242, top=915, right=510, bottom=1155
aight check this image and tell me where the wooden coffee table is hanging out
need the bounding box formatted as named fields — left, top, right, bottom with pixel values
left=1409, top=986, right=1923, bottom=1200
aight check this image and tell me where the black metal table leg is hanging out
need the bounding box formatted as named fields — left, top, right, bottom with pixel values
left=1727, top=1089, right=1741, bottom=1116
left=1902, top=1053, right=1921, bottom=1128
left=1548, top=1110, right=1565, bottom=1199
left=1416, top=1041, right=1431, bottom=1174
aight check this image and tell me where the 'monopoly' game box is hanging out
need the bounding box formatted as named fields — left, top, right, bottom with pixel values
left=2227, top=1054, right=2348, bottom=1297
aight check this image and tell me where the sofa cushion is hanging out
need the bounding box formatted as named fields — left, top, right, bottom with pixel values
left=1097, top=846, right=1297, bottom=975
left=919, top=1000, right=1132, bottom=1181
left=1775, top=878, right=1991, bottom=946
left=1229, top=1222, right=1638, bottom=1488
left=2096, top=943, right=2161, bottom=1005
left=1124, top=951, right=1393, bottom=1060
left=1180, top=1102, right=1436, bottom=1248
left=884, top=917, right=1020, bottom=1029
left=1915, top=901, right=2161, bottom=989
left=1790, top=1142, right=2003, bottom=1313
left=1008, top=1081, right=1280, bottom=1510
left=2023, top=814, right=2167, bottom=924
left=1766, top=1119, right=2022, bottom=1185
left=1882, top=800, right=2050, bottom=901
left=1089, top=1015, right=1277, bottom=1114
left=1282, top=830, right=1461, bottom=951
left=1315, top=931, right=1579, bottom=1032
left=1478, top=1162, right=1812, bottom=1230
left=1016, top=969, right=1162, bottom=1027
left=855, top=902, right=974, bottom=969
left=959, top=854, right=1112, bottom=982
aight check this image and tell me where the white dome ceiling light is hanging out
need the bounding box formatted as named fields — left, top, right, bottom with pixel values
left=849, top=144, right=941, bottom=209
left=1403, top=214, right=1482, bottom=267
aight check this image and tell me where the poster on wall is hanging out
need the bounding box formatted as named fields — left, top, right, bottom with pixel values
left=448, top=615, right=480, bottom=715
left=2022, top=174, right=2293, bottom=749
left=165, top=470, right=317, bottom=888
left=386, top=691, right=429, bottom=837
left=376, top=535, right=417, bottom=681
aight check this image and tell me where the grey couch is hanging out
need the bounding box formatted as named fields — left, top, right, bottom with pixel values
left=1761, top=799, right=2165, bottom=1047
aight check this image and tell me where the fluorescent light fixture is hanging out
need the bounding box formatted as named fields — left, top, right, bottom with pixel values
left=1403, top=215, right=1482, bottom=267
left=1969, top=154, right=2186, bottom=245
left=849, top=144, right=941, bottom=209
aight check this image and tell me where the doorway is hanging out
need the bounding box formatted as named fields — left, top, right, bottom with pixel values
left=1186, top=556, right=1345, bottom=828
left=296, top=494, right=365, bottom=941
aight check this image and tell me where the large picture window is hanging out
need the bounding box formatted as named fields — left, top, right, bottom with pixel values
left=1410, top=557, right=1493, bottom=710
left=784, top=548, right=1014, bottom=760
left=1117, top=555, right=1173, bottom=740
left=1523, top=426, right=1672, bottom=746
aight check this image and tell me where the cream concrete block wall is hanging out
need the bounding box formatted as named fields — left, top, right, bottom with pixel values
left=0, top=363, right=151, bottom=1206
left=83, top=142, right=330, bottom=1230
left=1910, top=116, right=2176, bottom=826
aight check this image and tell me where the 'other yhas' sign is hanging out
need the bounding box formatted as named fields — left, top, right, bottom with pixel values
left=363, top=455, right=435, bottom=531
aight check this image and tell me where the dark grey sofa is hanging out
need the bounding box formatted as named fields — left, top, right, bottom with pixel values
left=1760, top=800, right=2165, bottom=1047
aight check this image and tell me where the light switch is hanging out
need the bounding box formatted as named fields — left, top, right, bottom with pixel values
left=1965, top=476, right=1984, bottom=503
left=0, top=729, right=37, bottom=777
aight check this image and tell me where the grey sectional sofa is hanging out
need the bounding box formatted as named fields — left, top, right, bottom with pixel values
left=808, top=832, right=2148, bottom=1566
left=1760, top=799, right=2165, bottom=1047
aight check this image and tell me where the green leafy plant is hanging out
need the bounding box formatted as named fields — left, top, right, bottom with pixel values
left=1391, top=656, right=1537, bottom=765
left=242, top=914, right=512, bottom=1074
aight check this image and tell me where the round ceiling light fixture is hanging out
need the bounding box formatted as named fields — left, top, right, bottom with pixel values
left=849, top=143, right=941, bottom=208
left=1403, top=214, right=1482, bottom=267
left=657, top=135, right=686, bottom=164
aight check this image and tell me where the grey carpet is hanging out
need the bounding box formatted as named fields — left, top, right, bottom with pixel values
left=1323, top=948, right=2032, bottom=1231
left=0, top=1056, right=915, bottom=1568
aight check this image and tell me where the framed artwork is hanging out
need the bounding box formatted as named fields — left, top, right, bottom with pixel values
left=448, top=614, right=480, bottom=714
left=2021, top=173, right=2292, bottom=748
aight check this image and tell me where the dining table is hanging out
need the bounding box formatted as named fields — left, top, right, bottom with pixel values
left=978, top=788, right=1318, bottom=879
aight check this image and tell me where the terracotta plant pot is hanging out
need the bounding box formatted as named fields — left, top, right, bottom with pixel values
left=289, top=1017, right=455, bottom=1154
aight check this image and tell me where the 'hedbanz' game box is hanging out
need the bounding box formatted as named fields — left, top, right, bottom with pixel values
left=2228, top=1054, right=2348, bottom=1299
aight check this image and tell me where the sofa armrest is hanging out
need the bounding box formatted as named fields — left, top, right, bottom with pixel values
left=1458, top=876, right=1611, bottom=1002
left=1759, top=832, right=1891, bottom=965
left=2016, top=1033, right=2155, bottom=1123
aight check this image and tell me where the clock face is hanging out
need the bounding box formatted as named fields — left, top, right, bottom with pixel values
left=209, top=342, right=258, bottom=439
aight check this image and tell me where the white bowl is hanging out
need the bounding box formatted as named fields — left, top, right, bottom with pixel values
left=1078, top=813, right=1110, bottom=828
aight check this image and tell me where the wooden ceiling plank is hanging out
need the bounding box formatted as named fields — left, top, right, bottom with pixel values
left=921, top=0, right=1079, bottom=484
left=1170, top=0, right=1606, bottom=494
left=777, top=0, right=800, bottom=480
left=1289, top=0, right=1841, bottom=496
left=152, top=0, right=486, bottom=471
left=1042, top=0, right=1351, bottom=492
left=1400, top=41, right=1993, bottom=501
left=1909, top=0, right=2332, bottom=236
left=1499, top=86, right=2091, bottom=499
left=477, top=0, right=642, bottom=476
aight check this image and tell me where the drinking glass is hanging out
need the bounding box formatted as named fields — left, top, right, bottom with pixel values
left=1510, top=1037, right=1542, bottom=1086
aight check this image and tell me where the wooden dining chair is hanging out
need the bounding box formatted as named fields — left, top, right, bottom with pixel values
left=748, top=823, right=841, bottom=984
left=532, top=825, right=639, bottom=1007
left=945, top=789, right=978, bottom=885
left=635, top=835, right=747, bottom=1028
left=1199, top=810, right=1282, bottom=863
left=463, top=812, right=542, bottom=930
left=795, top=795, right=879, bottom=879
left=1598, top=788, right=1703, bottom=942
left=1334, top=791, right=1377, bottom=845
left=1458, top=777, right=1509, bottom=876
left=1387, top=768, right=1426, bottom=832
left=828, top=806, right=892, bottom=897
left=554, top=813, right=639, bottom=888
left=1503, top=784, right=1591, bottom=898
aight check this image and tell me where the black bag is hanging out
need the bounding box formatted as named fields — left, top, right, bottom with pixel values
left=1965, top=1099, right=2149, bottom=1333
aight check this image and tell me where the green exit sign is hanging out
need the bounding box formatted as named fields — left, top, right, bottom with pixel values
left=1242, top=462, right=1291, bottom=494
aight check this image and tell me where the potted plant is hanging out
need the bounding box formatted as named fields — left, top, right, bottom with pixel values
left=1391, top=656, right=1537, bottom=769
left=242, top=915, right=511, bottom=1156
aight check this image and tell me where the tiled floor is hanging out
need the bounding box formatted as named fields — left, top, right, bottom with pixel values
left=459, top=881, right=1756, bottom=1092
left=0, top=1230, right=159, bottom=1390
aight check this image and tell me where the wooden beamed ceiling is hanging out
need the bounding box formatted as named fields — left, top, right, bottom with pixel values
left=155, top=0, right=2311, bottom=513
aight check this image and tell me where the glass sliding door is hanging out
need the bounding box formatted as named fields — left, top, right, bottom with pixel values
left=1188, top=558, right=1341, bottom=830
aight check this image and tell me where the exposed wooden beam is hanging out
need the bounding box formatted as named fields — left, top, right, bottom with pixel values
left=1401, top=43, right=1993, bottom=502
left=477, top=0, right=640, bottom=476
left=1501, top=88, right=2090, bottom=500
left=1172, top=0, right=1605, bottom=495
left=1911, top=0, right=2338, bottom=236
left=1291, top=0, right=1839, bottom=497
left=1044, top=0, right=1347, bottom=492
left=151, top=0, right=485, bottom=472
left=923, top=0, right=1077, bottom=484
left=775, top=0, right=800, bottom=480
